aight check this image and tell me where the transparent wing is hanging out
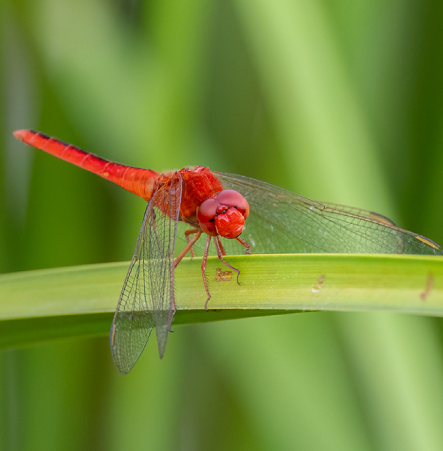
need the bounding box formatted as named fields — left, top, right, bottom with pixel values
left=110, top=176, right=182, bottom=374
left=214, top=172, right=442, bottom=256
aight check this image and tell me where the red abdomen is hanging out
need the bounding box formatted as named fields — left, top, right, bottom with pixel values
left=14, top=130, right=160, bottom=201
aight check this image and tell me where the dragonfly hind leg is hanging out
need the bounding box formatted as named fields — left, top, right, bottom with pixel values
left=184, top=228, right=199, bottom=257
left=174, top=230, right=202, bottom=268
left=173, top=230, right=203, bottom=315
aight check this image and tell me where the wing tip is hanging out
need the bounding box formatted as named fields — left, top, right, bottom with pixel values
left=415, top=234, right=442, bottom=252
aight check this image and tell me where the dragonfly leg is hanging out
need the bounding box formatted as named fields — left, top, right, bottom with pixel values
left=173, top=230, right=202, bottom=316
left=201, top=235, right=212, bottom=310
left=174, top=230, right=202, bottom=268
left=214, top=236, right=227, bottom=256
left=184, top=228, right=199, bottom=257
left=214, top=237, right=241, bottom=285
left=236, top=236, right=251, bottom=254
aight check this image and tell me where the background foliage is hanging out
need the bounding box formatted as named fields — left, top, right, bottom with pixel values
left=1, top=0, right=443, bottom=450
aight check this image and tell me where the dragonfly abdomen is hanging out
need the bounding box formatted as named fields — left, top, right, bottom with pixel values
left=14, top=130, right=159, bottom=201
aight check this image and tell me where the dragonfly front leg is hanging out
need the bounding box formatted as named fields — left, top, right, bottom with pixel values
left=201, top=235, right=212, bottom=310
left=214, top=237, right=241, bottom=285
left=214, top=236, right=227, bottom=256
left=236, top=236, right=251, bottom=254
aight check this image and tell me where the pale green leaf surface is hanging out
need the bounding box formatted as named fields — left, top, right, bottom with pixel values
left=0, top=254, right=442, bottom=349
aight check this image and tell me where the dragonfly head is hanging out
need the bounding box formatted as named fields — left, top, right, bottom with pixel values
left=197, top=190, right=249, bottom=238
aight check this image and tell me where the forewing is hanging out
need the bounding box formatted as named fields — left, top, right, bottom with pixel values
left=150, top=175, right=182, bottom=358
left=216, top=172, right=443, bottom=256
left=110, top=176, right=182, bottom=374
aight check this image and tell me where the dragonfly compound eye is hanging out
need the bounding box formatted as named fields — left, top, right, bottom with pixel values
left=216, top=190, right=249, bottom=219
left=198, top=190, right=249, bottom=238
left=197, top=198, right=218, bottom=236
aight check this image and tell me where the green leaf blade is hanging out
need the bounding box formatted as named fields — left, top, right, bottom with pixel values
left=1, top=254, right=442, bottom=348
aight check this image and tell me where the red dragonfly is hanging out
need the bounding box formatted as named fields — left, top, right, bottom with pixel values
left=14, top=129, right=443, bottom=374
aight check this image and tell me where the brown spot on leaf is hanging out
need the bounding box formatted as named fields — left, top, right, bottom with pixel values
left=215, top=268, right=233, bottom=282
left=312, top=274, right=326, bottom=293
left=420, top=273, right=434, bottom=301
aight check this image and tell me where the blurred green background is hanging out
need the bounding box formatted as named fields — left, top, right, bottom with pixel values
left=2, top=0, right=443, bottom=450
